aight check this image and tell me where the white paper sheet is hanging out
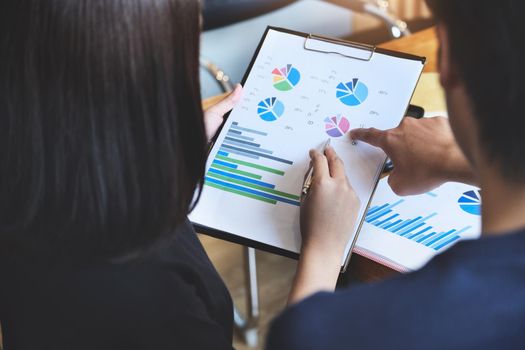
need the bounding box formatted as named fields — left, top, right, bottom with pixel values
left=355, top=178, right=482, bottom=272
left=190, top=28, right=424, bottom=266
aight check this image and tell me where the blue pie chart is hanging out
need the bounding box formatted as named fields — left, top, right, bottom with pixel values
left=257, top=97, right=285, bottom=122
left=458, top=190, right=481, bottom=215
left=336, top=79, right=368, bottom=106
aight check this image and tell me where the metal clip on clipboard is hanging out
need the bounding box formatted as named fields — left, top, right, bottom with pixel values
left=304, top=34, right=376, bottom=61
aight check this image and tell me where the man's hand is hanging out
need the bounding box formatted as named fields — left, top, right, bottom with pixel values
left=350, top=116, right=476, bottom=195
left=288, top=146, right=360, bottom=305
left=203, top=84, right=243, bottom=141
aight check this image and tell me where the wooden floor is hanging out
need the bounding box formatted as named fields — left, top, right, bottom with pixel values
left=199, top=234, right=297, bottom=350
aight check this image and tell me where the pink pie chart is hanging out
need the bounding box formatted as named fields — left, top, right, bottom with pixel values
left=324, top=115, right=350, bottom=137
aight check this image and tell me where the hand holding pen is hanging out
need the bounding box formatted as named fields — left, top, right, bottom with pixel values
left=295, top=141, right=361, bottom=303
left=302, top=139, right=331, bottom=196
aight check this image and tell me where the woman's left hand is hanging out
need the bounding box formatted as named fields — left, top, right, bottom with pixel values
left=204, top=84, right=243, bottom=141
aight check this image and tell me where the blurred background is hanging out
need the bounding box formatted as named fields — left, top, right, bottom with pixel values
left=200, top=0, right=433, bottom=98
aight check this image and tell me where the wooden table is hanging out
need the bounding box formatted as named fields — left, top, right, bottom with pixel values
left=380, top=27, right=438, bottom=73
left=202, top=28, right=439, bottom=282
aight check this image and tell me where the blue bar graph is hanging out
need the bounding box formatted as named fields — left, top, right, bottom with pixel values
left=223, top=138, right=274, bottom=154
left=221, top=144, right=293, bottom=164
left=408, top=226, right=432, bottom=239
left=366, top=200, right=404, bottom=222
left=213, top=160, right=237, bottom=169
left=414, top=228, right=435, bottom=242
left=204, top=122, right=300, bottom=207
left=392, top=217, right=422, bottom=233
left=375, top=213, right=398, bottom=226
left=208, top=168, right=275, bottom=189
left=367, top=203, right=389, bottom=216
left=398, top=213, right=437, bottom=236
left=427, top=229, right=456, bottom=246
left=226, top=132, right=254, bottom=141
left=205, top=177, right=300, bottom=206
left=219, top=146, right=259, bottom=159
left=435, top=235, right=460, bottom=250
left=230, top=123, right=268, bottom=136
left=365, top=201, right=472, bottom=251
left=224, top=136, right=261, bottom=148
left=383, top=220, right=402, bottom=230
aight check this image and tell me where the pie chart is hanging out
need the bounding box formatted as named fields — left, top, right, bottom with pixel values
left=324, top=115, right=350, bottom=137
left=272, top=64, right=301, bottom=91
left=257, top=97, right=285, bottom=122
left=458, top=190, right=481, bottom=215
left=336, top=79, right=368, bottom=106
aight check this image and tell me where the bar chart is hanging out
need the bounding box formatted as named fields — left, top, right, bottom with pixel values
left=204, top=122, right=301, bottom=207
left=365, top=200, right=472, bottom=251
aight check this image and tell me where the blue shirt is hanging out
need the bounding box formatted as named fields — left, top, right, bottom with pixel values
left=267, top=229, right=525, bottom=350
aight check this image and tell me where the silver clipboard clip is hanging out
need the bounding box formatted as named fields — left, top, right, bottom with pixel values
left=304, top=34, right=376, bottom=61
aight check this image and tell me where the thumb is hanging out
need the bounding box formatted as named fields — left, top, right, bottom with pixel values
left=350, top=127, right=387, bottom=149
left=205, top=84, right=243, bottom=117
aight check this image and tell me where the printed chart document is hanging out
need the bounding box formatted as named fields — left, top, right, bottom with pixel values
left=355, top=176, right=482, bottom=272
left=190, top=27, right=425, bottom=268
left=354, top=111, right=481, bottom=272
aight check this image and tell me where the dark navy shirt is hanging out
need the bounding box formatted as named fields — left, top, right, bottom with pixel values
left=267, top=229, right=525, bottom=350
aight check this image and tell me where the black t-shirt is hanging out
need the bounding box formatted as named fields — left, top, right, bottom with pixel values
left=267, top=229, right=525, bottom=350
left=0, top=219, right=233, bottom=350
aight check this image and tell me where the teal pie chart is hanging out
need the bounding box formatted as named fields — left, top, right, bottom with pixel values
left=458, top=190, right=481, bottom=215
left=257, top=97, right=285, bottom=122
left=336, top=79, right=368, bottom=106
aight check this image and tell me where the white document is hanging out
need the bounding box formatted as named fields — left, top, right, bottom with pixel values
left=355, top=177, right=482, bottom=272
left=190, top=28, right=424, bottom=267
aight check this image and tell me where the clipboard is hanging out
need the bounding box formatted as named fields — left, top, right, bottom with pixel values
left=193, top=26, right=425, bottom=272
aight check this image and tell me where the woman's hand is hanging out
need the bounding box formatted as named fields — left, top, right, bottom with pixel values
left=300, top=146, right=360, bottom=258
left=288, top=146, right=360, bottom=305
left=350, top=116, right=477, bottom=196
left=203, top=84, right=243, bottom=141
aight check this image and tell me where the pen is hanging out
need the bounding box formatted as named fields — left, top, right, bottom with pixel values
left=302, top=138, right=331, bottom=196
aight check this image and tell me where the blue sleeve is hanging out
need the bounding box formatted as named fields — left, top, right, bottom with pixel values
left=266, top=292, right=337, bottom=350
left=265, top=245, right=525, bottom=350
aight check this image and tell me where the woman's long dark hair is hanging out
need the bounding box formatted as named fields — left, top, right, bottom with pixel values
left=0, top=0, right=207, bottom=261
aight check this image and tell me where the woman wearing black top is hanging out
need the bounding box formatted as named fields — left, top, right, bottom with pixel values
left=0, top=0, right=361, bottom=349
left=0, top=0, right=244, bottom=348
